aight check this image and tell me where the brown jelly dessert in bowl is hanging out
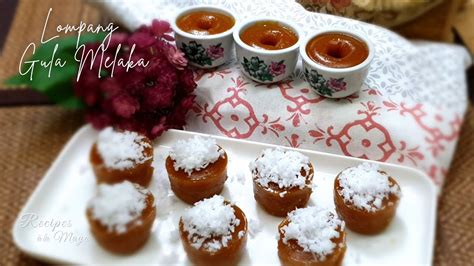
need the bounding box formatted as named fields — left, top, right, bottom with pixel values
left=278, top=207, right=346, bottom=266
left=176, top=10, right=234, bottom=36
left=166, top=136, right=228, bottom=204
left=90, top=127, right=154, bottom=187
left=306, top=33, right=369, bottom=69
left=86, top=181, right=156, bottom=254
left=233, top=18, right=302, bottom=84
left=300, top=29, right=374, bottom=98
left=333, top=162, right=401, bottom=235
left=249, top=148, right=314, bottom=217
left=240, top=21, right=298, bottom=51
left=171, top=5, right=236, bottom=68
left=179, top=195, right=248, bottom=265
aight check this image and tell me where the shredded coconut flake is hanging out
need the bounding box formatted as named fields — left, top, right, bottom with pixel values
left=88, top=181, right=149, bottom=234
left=97, top=127, right=151, bottom=170
left=281, top=207, right=344, bottom=261
left=169, top=136, right=224, bottom=175
left=249, top=148, right=311, bottom=189
left=181, top=195, right=240, bottom=252
left=248, top=218, right=262, bottom=238
left=338, top=162, right=401, bottom=212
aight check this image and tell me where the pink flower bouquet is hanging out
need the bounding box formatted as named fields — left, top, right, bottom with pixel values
left=74, top=20, right=197, bottom=139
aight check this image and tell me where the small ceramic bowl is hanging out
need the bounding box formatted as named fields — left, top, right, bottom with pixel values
left=171, top=5, right=237, bottom=69
left=300, top=29, right=374, bottom=98
left=233, top=18, right=302, bottom=84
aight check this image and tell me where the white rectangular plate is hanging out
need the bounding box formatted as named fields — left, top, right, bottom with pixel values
left=13, top=125, right=437, bottom=265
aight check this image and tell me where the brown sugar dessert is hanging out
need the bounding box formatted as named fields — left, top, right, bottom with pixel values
left=249, top=148, right=314, bottom=217
left=166, top=136, right=228, bottom=204
left=306, top=33, right=369, bottom=68
left=278, top=207, right=346, bottom=266
left=177, top=10, right=235, bottom=36
left=179, top=195, right=248, bottom=265
left=86, top=181, right=156, bottom=254
left=240, top=21, right=299, bottom=50
left=334, top=162, right=402, bottom=235
left=90, top=127, right=154, bottom=187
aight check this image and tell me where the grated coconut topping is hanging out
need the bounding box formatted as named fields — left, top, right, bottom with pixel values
left=169, top=136, right=225, bottom=175
left=97, top=127, right=151, bottom=170
left=338, top=162, right=401, bottom=212
left=181, top=195, right=240, bottom=252
left=88, top=181, right=149, bottom=234
left=249, top=148, right=311, bottom=189
left=281, top=207, right=344, bottom=261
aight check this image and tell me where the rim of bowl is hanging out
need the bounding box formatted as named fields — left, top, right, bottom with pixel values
left=233, top=17, right=302, bottom=55
left=171, top=5, right=237, bottom=40
left=300, top=29, right=374, bottom=73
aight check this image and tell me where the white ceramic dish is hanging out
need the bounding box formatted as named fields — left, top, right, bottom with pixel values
left=233, top=18, right=302, bottom=84
left=300, top=29, right=374, bottom=98
left=13, top=125, right=437, bottom=265
left=171, top=5, right=237, bottom=69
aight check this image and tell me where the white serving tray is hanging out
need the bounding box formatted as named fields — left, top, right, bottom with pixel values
left=13, top=125, right=437, bottom=265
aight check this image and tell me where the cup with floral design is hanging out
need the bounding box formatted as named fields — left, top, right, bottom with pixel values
left=233, top=18, right=302, bottom=84
left=300, top=29, right=374, bottom=98
left=171, top=5, right=237, bottom=69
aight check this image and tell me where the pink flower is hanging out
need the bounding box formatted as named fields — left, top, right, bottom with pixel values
left=151, top=117, right=168, bottom=138
left=269, top=61, right=286, bottom=76
left=330, top=0, right=351, bottom=11
left=128, top=32, right=156, bottom=48
left=86, top=112, right=112, bottom=130
left=100, top=78, right=122, bottom=97
left=108, top=32, right=129, bottom=48
left=111, top=93, right=139, bottom=118
left=326, top=78, right=347, bottom=91
left=151, top=19, right=174, bottom=41
left=206, top=44, right=224, bottom=60
left=179, top=69, right=197, bottom=93
left=166, top=45, right=188, bottom=70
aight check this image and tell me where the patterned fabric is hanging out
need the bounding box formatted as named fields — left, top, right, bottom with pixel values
left=296, top=0, right=443, bottom=27
left=91, top=0, right=471, bottom=188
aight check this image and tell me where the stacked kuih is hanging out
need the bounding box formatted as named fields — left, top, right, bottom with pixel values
left=90, top=127, right=154, bottom=187
left=334, top=162, right=401, bottom=234
left=166, top=136, right=228, bottom=204
left=179, top=195, right=248, bottom=265
left=249, top=148, right=314, bottom=216
left=278, top=207, right=346, bottom=266
left=86, top=181, right=156, bottom=254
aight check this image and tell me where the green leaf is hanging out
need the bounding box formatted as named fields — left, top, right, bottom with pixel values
left=56, top=95, right=85, bottom=109
left=4, top=74, right=28, bottom=86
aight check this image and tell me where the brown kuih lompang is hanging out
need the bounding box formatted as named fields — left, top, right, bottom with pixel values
left=179, top=196, right=248, bottom=265
left=250, top=148, right=314, bottom=217
left=166, top=136, right=228, bottom=204
left=278, top=207, right=346, bottom=266
left=86, top=181, right=156, bottom=254
left=333, top=162, right=401, bottom=235
left=90, top=127, right=154, bottom=187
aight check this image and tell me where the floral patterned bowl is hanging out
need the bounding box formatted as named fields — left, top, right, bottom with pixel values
left=300, top=29, right=374, bottom=98
left=171, top=5, right=237, bottom=69
left=233, top=18, right=302, bottom=84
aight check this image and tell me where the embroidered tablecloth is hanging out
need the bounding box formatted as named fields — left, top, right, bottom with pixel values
left=91, top=0, right=472, bottom=188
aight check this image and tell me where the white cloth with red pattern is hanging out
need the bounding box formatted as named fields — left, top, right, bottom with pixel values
left=91, top=0, right=472, bottom=189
